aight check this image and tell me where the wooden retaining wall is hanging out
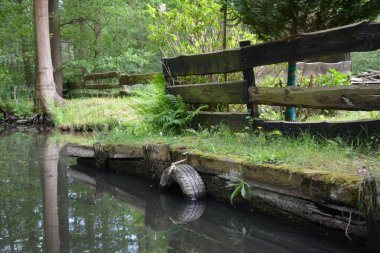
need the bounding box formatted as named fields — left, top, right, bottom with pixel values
left=66, top=143, right=380, bottom=244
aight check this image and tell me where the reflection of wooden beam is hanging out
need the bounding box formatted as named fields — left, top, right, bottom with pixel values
left=249, top=85, right=380, bottom=110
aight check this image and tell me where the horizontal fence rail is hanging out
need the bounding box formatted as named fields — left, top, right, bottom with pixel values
left=166, top=81, right=248, bottom=104
left=248, top=85, right=380, bottom=111
left=163, top=22, right=380, bottom=77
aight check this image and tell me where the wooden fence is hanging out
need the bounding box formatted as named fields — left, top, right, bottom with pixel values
left=162, top=22, right=380, bottom=136
left=66, top=72, right=159, bottom=97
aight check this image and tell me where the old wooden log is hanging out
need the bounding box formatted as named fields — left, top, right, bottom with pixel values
left=249, top=85, right=380, bottom=110
left=143, top=144, right=172, bottom=181
left=162, top=22, right=380, bottom=77
left=166, top=81, right=248, bottom=104
left=119, top=73, right=160, bottom=85
left=83, top=71, right=120, bottom=81
left=253, top=119, right=380, bottom=137
left=243, top=22, right=380, bottom=68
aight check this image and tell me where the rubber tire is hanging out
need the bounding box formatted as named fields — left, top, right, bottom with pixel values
left=160, top=164, right=206, bottom=200
left=160, top=192, right=206, bottom=223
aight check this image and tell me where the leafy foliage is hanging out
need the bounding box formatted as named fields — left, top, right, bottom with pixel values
left=227, top=169, right=253, bottom=204
left=147, top=0, right=256, bottom=56
left=133, top=75, right=206, bottom=134
left=227, top=0, right=380, bottom=40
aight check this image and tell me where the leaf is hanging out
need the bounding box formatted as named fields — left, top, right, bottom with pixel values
left=241, top=183, right=248, bottom=199
left=230, top=184, right=242, bottom=205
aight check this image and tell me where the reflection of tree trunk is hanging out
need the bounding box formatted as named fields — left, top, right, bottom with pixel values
left=49, top=0, right=63, bottom=96
left=58, top=147, right=70, bottom=253
left=41, top=143, right=61, bottom=253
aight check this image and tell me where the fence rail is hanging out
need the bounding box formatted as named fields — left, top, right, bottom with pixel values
left=162, top=21, right=380, bottom=136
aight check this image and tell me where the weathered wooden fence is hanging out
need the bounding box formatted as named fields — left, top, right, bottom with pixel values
left=162, top=22, right=380, bottom=136
left=66, top=72, right=159, bottom=97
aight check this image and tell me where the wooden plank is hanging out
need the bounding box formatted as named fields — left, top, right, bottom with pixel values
left=191, top=112, right=250, bottom=130
left=243, top=22, right=380, bottom=68
left=162, top=49, right=242, bottom=76
left=162, top=22, right=380, bottom=76
left=166, top=81, right=248, bottom=104
left=249, top=85, right=380, bottom=110
left=119, top=72, right=160, bottom=85
left=82, top=84, right=119, bottom=90
left=83, top=71, right=120, bottom=81
left=254, top=119, right=380, bottom=137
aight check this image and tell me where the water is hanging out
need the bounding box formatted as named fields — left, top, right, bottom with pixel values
left=0, top=129, right=373, bottom=252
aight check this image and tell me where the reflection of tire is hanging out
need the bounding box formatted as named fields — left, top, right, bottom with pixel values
left=160, top=192, right=206, bottom=224
left=160, top=164, right=206, bottom=200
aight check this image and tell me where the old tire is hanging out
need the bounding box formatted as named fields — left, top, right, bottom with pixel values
left=160, top=164, right=206, bottom=200
left=160, top=192, right=206, bottom=224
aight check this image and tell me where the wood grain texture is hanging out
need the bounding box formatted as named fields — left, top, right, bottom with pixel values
left=162, top=22, right=380, bottom=76
left=162, top=49, right=242, bottom=76
left=166, top=81, right=248, bottom=104
left=83, top=71, right=120, bottom=81
left=249, top=85, right=380, bottom=110
left=243, top=22, right=380, bottom=67
left=119, top=72, right=160, bottom=85
left=253, top=119, right=380, bottom=137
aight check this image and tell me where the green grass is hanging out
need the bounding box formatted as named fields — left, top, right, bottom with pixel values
left=80, top=125, right=378, bottom=177
left=49, top=97, right=141, bottom=129
left=352, top=49, right=380, bottom=74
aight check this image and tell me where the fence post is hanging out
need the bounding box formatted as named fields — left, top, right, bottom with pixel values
left=284, top=62, right=297, bottom=121
left=240, top=40, right=259, bottom=119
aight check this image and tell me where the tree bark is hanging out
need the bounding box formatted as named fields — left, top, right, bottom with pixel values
left=34, top=0, right=64, bottom=113
left=49, top=0, right=63, bottom=96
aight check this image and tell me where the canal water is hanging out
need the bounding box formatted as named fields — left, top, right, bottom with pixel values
left=0, top=129, right=374, bottom=252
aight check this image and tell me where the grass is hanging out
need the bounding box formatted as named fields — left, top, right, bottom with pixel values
left=351, top=49, right=380, bottom=74
left=62, top=125, right=378, bottom=177
left=49, top=97, right=140, bottom=129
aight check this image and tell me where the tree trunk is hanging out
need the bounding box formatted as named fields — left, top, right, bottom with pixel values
left=34, top=0, right=64, bottom=113
left=49, top=0, right=63, bottom=96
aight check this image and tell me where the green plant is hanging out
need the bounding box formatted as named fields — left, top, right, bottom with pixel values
left=227, top=168, right=253, bottom=204
left=317, top=68, right=351, bottom=86
left=133, top=75, right=206, bottom=134
left=228, top=177, right=253, bottom=204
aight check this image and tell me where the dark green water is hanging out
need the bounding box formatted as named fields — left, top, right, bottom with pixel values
left=0, top=129, right=374, bottom=252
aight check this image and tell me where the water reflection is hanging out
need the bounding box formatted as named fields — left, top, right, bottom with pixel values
left=0, top=132, right=373, bottom=252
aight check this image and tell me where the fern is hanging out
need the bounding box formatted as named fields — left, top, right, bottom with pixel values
left=133, top=75, right=206, bottom=134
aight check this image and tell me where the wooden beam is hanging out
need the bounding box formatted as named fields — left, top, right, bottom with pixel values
left=191, top=112, right=250, bottom=130
left=119, top=73, right=160, bottom=85
left=254, top=119, right=380, bottom=137
left=166, top=81, right=248, bottom=104
left=162, top=22, right=380, bottom=76
left=162, top=49, right=242, bottom=77
left=82, top=84, right=119, bottom=90
left=243, top=22, right=380, bottom=68
left=83, top=71, right=120, bottom=81
left=249, top=85, right=380, bottom=110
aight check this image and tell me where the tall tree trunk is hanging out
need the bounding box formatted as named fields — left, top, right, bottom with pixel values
left=34, top=0, right=64, bottom=113
left=49, top=0, right=63, bottom=96
left=17, top=0, right=34, bottom=88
